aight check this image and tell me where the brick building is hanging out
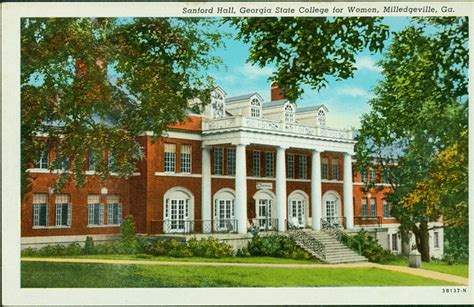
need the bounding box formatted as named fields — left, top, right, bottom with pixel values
left=21, top=84, right=444, bottom=258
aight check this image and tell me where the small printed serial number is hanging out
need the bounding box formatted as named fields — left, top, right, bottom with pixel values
left=442, top=288, right=467, bottom=293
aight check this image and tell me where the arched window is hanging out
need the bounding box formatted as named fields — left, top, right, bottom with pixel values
left=163, top=187, right=194, bottom=233
left=211, top=90, right=225, bottom=119
left=250, top=98, right=262, bottom=118
left=285, top=103, right=295, bottom=123
left=317, top=109, right=326, bottom=127
left=213, top=189, right=235, bottom=232
left=322, top=191, right=342, bottom=227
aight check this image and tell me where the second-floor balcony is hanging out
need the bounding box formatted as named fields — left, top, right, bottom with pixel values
left=202, top=116, right=353, bottom=141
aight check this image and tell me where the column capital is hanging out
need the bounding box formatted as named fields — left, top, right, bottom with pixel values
left=276, top=145, right=289, bottom=150
left=231, top=142, right=250, bottom=147
left=312, top=148, right=323, bottom=154
left=343, top=150, right=354, bottom=156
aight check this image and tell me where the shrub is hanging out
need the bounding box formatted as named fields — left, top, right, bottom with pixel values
left=84, top=236, right=95, bottom=255
left=243, top=234, right=313, bottom=260
left=120, top=215, right=137, bottom=254
left=147, top=237, right=234, bottom=258
left=94, top=241, right=122, bottom=254
left=342, top=230, right=386, bottom=263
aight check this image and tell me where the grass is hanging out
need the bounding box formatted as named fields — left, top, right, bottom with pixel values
left=21, top=261, right=461, bottom=287
left=383, top=256, right=468, bottom=278
left=28, top=254, right=318, bottom=264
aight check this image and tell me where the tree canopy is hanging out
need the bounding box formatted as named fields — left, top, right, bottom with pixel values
left=227, top=17, right=389, bottom=102
left=355, top=17, right=468, bottom=261
left=21, top=18, right=224, bottom=193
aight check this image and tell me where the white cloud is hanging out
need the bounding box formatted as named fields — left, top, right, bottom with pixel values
left=237, top=63, right=274, bottom=80
left=335, top=86, right=371, bottom=98
left=355, top=56, right=383, bottom=73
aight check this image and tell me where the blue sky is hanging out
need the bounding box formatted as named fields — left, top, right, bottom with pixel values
left=208, top=17, right=412, bottom=129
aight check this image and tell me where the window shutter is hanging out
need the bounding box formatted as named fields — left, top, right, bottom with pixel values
left=214, top=199, right=218, bottom=219
left=56, top=204, right=61, bottom=226
left=33, top=204, right=39, bottom=226
left=67, top=204, right=72, bottom=226
left=88, top=205, right=92, bottom=225
left=118, top=204, right=123, bottom=224
left=185, top=199, right=190, bottom=219
left=99, top=204, right=104, bottom=225
left=165, top=199, right=169, bottom=219
left=231, top=200, right=235, bottom=218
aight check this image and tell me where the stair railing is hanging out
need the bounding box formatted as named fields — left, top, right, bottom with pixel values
left=321, top=218, right=362, bottom=255
left=288, top=227, right=326, bottom=260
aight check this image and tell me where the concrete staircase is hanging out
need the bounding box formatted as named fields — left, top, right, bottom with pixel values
left=290, top=229, right=368, bottom=264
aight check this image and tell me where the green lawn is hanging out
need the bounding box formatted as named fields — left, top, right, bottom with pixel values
left=21, top=261, right=460, bottom=287
left=39, top=254, right=318, bottom=264
left=384, top=258, right=468, bottom=278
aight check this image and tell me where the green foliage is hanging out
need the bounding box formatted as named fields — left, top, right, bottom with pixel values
left=241, top=234, right=313, bottom=260
left=443, top=225, right=469, bottom=263
left=21, top=243, right=83, bottom=257
left=84, top=236, right=95, bottom=255
left=147, top=238, right=234, bottom=258
left=21, top=17, right=225, bottom=193
left=354, top=17, right=468, bottom=261
left=342, top=230, right=387, bottom=263
left=227, top=17, right=389, bottom=102
left=120, top=215, right=137, bottom=254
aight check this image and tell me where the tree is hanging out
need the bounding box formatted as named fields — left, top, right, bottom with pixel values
left=355, top=17, right=468, bottom=261
left=227, top=17, right=389, bottom=102
left=21, top=18, right=224, bottom=194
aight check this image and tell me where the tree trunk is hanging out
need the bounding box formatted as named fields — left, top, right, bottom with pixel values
left=401, top=231, right=411, bottom=256
left=412, top=221, right=430, bottom=262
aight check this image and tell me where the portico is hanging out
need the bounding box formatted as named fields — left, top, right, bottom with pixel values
left=201, top=115, right=355, bottom=234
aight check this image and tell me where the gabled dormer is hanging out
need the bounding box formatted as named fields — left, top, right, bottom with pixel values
left=201, top=86, right=227, bottom=119
left=225, top=92, right=263, bottom=117
left=295, top=105, right=329, bottom=127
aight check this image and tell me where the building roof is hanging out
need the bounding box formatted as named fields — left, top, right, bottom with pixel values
left=262, top=99, right=288, bottom=108
left=295, top=105, right=324, bottom=113
left=225, top=92, right=259, bottom=104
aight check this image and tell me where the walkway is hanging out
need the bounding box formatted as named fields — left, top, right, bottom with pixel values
left=21, top=257, right=468, bottom=286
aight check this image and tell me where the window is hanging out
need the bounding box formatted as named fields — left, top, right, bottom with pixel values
left=108, top=150, right=117, bottom=173
left=226, top=148, right=236, bottom=176
left=35, top=150, right=48, bottom=169
left=33, top=193, right=48, bottom=227
left=383, top=201, right=391, bottom=218
left=55, top=194, right=71, bottom=226
left=285, top=104, right=295, bottom=123
left=213, top=147, right=223, bottom=175
left=180, top=144, right=192, bottom=174
left=55, top=157, right=70, bottom=171
left=250, top=98, right=261, bottom=118
left=164, top=143, right=176, bottom=173
left=370, top=198, right=377, bottom=217
left=317, top=109, right=326, bottom=127
left=434, top=232, right=440, bottom=249
left=332, top=158, right=339, bottom=180
left=370, top=168, right=376, bottom=183
left=252, top=151, right=260, bottom=177
left=321, top=158, right=328, bottom=180
left=361, top=198, right=368, bottom=217
left=299, top=155, right=307, bottom=179
left=88, top=153, right=96, bottom=171
left=361, top=169, right=368, bottom=182
left=391, top=233, right=398, bottom=251
left=88, top=195, right=104, bottom=225
left=107, top=195, right=122, bottom=225
left=287, top=154, right=294, bottom=178
left=382, top=169, right=389, bottom=184
left=265, top=152, right=274, bottom=177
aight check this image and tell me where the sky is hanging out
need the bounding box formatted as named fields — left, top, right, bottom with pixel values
left=207, top=17, right=412, bottom=129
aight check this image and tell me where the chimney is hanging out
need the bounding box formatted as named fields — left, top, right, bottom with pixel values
left=270, top=82, right=285, bottom=101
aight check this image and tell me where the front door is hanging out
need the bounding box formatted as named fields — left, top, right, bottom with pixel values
left=325, top=200, right=338, bottom=226
left=289, top=199, right=305, bottom=228
left=215, top=199, right=234, bottom=231
left=256, top=199, right=273, bottom=230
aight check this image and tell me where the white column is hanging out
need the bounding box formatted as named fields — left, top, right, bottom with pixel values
left=311, top=150, right=322, bottom=231
left=201, top=146, right=211, bottom=233
left=235, top=144, right=248, bottom=234
left=343, top=152, right=354, bottom=229
left=276, top=146, right=287, bottom=232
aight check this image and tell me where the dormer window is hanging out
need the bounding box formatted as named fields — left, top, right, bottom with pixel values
left=250, top=98, right=262, bottom=118
left=285, top=104, right=295, bottom=123
left=317, top=109, right=326, bottom=127
left=211, top=90, right=225, bottom=119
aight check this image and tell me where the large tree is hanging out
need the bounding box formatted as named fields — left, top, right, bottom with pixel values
left=355, top=17, right=468, bottom=261
left=227, top=17, right=389, bottom=102
left=21, top=18, right=223, bottom=194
